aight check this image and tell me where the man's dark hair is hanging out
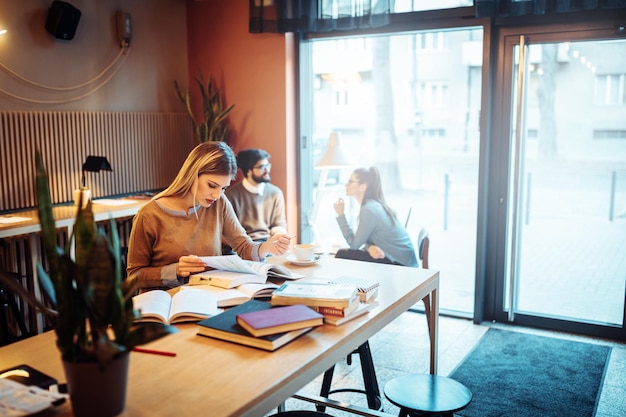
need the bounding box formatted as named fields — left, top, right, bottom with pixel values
left=236, top=149, right=270, bottom=175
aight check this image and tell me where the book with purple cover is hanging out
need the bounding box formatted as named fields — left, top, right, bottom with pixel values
left=196, top=300, right=313, bottom=351
left=236, top=304, right=323, bottom=337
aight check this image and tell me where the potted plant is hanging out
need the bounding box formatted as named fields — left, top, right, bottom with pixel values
left=0, top=151, right=178, bottom=417
left=174, top=74, right=235, bottom=144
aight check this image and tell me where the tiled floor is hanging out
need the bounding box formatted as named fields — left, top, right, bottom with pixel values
left=272, top=311, right=626, bottom=417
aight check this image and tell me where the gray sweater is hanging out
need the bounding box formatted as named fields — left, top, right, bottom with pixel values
left=337, top=200, right=418, bottom=267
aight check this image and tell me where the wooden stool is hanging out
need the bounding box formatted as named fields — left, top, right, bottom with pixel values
left=384, top=374, right=472, bottom=417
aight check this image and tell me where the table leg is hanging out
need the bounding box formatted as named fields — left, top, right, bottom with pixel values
left=429, top=286, right=439, bottom=375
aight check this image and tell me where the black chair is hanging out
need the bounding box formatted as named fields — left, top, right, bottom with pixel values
left=0, top=271, right=30, bottom=346
left=416, top=228, right=432, bottom=331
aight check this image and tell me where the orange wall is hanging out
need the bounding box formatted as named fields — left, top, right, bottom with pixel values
left=186, top=0, right=299, bottom=236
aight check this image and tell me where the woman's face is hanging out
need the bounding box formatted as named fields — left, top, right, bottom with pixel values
left=193, top=173, right=232, bottom=208
left=345, top=173, right=363, bottom=197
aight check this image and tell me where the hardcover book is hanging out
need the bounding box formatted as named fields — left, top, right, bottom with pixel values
left=271, top=282, right=358, bottom=308
left=196, top=300, right=313, bottom=351
left=314, top=295, right=361, bottom=317
left=323, top=302, right=375, bottom=326
left=236, top=304, right=323, bottom=337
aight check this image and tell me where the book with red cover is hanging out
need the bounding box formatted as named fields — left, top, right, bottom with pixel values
left=236, top=304, right=323, bottom=337
left=314, top=296, right=360, bottom=317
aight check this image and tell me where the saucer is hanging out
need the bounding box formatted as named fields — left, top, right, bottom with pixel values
left=286, top=254, right=320, bottom=266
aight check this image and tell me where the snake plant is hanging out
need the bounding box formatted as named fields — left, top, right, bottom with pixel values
left=0, top=151, right=177, bottom=368
left=174, top=74, right=234, bottom=144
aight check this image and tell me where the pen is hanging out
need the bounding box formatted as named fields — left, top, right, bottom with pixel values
left=132, top=347, right=177, bottom=357
left=272, top=234, right=296, bottom=244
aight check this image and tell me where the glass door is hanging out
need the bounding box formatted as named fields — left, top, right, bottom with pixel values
left=499, top=27, right=626, bottom=338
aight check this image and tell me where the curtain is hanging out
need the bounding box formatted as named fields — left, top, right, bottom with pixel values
left=249, top=0, right=391, bottom=34
left=476, top=0, right=626, bottom=18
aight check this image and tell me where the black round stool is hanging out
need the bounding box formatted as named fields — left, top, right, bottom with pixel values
left=269, top=411, right=334, bottom=417
left=384, top=374, right=472, bottom=417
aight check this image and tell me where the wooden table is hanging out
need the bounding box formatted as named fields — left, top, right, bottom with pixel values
left=0, top=256, right=439, bottom=417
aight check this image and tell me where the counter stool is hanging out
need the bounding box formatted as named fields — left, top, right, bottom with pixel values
left=318, top=340, right=382, bottom=412
left=384, top=374, right=472, bottom=417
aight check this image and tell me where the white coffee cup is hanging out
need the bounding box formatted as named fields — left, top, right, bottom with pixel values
left=294, top=243, right=315, bottom=261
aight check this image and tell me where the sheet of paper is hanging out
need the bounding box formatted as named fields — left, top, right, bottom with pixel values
left=0, top=216, right=31, bottom=224
left=92, top=199, right=138, bottom=206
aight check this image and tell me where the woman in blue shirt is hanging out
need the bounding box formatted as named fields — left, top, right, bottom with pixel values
left=334, top=166, right=418, bottom=267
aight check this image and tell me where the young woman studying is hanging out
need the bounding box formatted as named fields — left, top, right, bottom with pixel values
left=126, top=141, right=293, bottom=289
left=333, top=166, right=418, bottom=267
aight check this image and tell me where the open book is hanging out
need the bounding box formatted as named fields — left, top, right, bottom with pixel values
left=132, top=287, right=220, bottom=324
left=190, top=255, right=303, bottom=289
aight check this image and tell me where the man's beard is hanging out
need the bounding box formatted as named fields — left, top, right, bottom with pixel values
left=252, top=172, right=270, bottom=183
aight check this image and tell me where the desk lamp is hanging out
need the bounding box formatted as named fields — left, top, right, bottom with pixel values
left=75, top=155, right=112, bottom=206
left=309, top=131, right=355, bottom=243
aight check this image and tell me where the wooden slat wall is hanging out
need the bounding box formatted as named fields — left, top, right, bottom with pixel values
left=0, top=111, right=193, bottom=212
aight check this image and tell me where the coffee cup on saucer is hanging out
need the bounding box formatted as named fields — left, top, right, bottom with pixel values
left=294, top=244, right=315, bottom=261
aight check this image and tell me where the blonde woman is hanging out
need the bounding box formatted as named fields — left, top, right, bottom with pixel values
left=127, top=142, right=292, bottom=288
left=334, top=166, right=418, bottom=267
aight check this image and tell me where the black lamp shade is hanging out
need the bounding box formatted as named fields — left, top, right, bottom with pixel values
left=82, top=156, right=112, bottom=173
left=81, top=155, right=112, bottom=189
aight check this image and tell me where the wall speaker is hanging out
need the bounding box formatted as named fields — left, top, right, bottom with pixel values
left=45, top=1, right=81, bottom=40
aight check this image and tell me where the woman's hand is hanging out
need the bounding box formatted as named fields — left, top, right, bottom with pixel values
left=333, top=198, right=345, bottom=215
left=260, top=234, right=294, bottom=257
left=176, top=255, right=207, bottom=278
left=367, top=245, right=385, bottom=259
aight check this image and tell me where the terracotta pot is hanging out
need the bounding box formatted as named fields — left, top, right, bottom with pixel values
left=62, top=353, right=130, bottom=417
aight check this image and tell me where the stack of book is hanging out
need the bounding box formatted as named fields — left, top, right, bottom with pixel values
left=196, top=300, right=323, bottom=351
left=271, top=282, right=373, bottom=326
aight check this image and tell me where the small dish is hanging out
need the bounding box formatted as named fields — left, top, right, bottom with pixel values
left=286, top=254, right=321, bottom=266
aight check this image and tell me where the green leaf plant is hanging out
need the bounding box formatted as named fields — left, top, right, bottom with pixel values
left=0, top=151, right=177, bottom=369
left=174, top=74, right=235, bottom=144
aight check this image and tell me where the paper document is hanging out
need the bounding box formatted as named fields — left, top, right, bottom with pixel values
left=92, top=199, right=138, bottom=206
left=0, top=216, right=31, bottom=224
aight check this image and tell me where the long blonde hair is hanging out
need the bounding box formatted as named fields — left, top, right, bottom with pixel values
left=154, top=141, right=238, bottom=200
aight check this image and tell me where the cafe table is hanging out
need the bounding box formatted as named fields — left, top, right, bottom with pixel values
left=0, top=255, right=439, bottom=417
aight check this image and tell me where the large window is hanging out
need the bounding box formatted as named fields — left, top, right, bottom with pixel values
left=301, top=27, right=483, bottom=316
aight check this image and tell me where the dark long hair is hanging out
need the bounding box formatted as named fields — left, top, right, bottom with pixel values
left=353, top=166, right=396, bottom=223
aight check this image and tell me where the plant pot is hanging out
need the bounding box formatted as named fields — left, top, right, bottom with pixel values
left=62, top=353, right=130, bottom=417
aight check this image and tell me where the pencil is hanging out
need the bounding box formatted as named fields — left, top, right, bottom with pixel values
left=132, top=347, right=177, bottom=357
